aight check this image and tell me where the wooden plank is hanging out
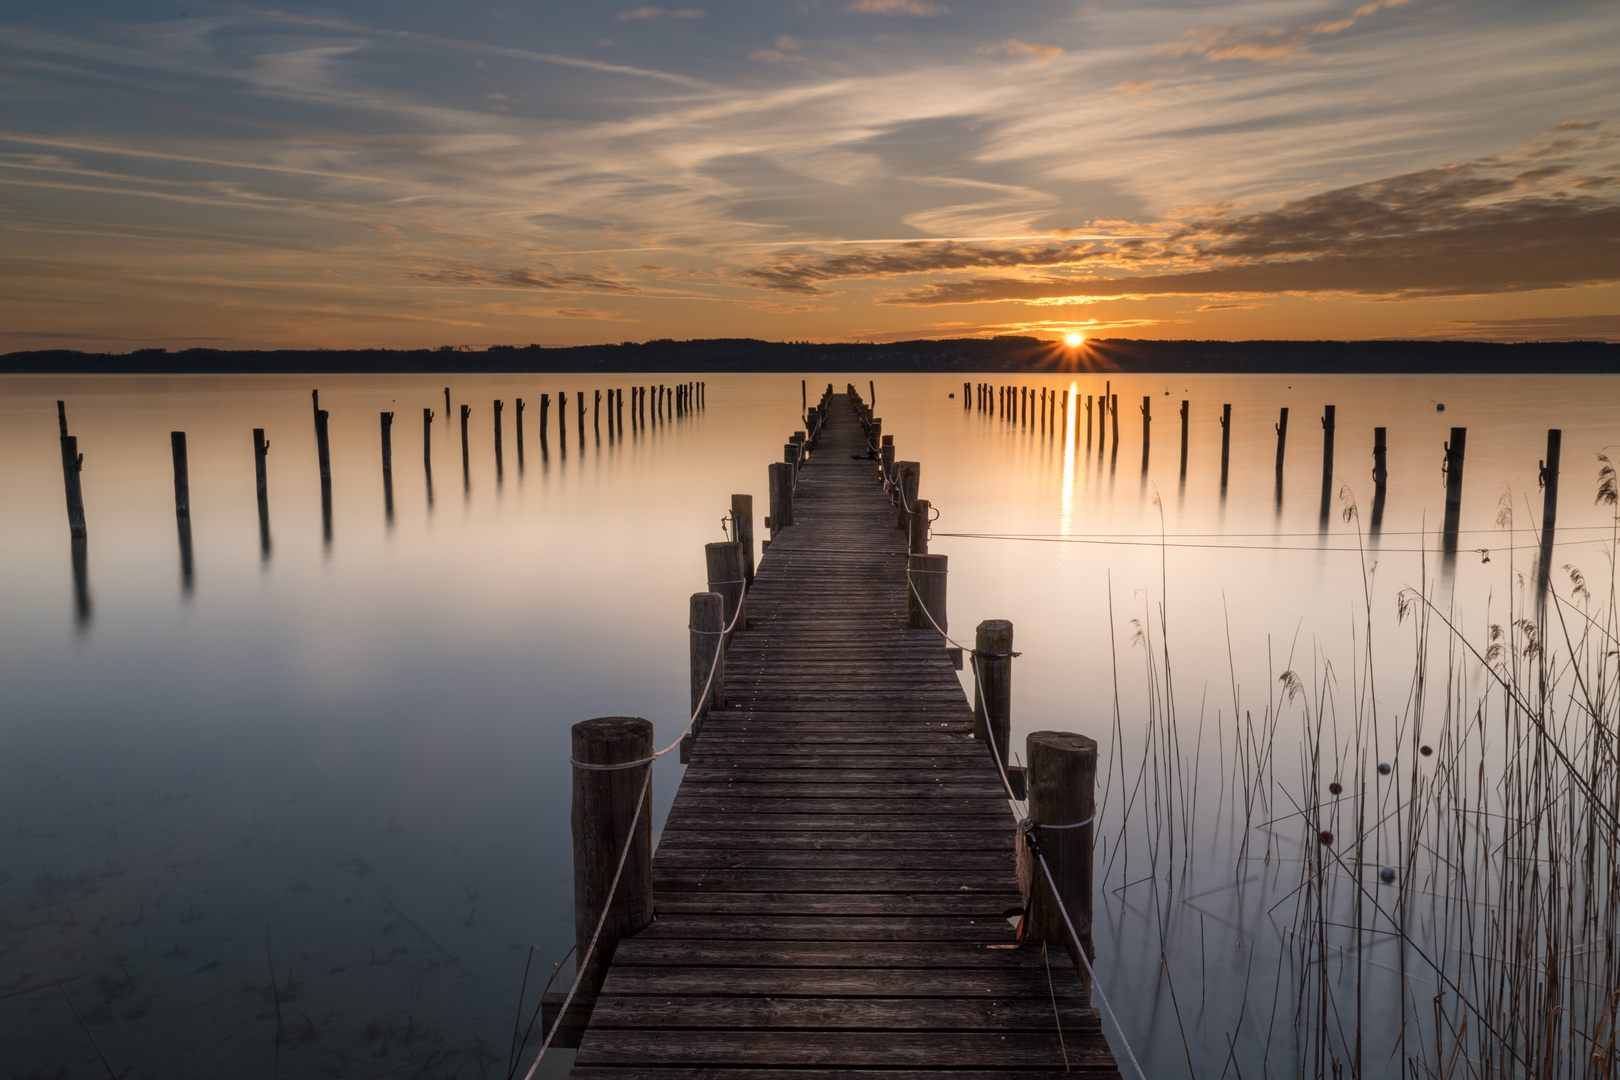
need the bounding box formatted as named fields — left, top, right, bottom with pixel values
left=585, top=995, right=1103, bottom=1031
left=575, top=1031, right=1112, bottom=1069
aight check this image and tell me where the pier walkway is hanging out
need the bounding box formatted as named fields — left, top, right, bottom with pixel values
left=569, top=394, right=1121, bottom=1078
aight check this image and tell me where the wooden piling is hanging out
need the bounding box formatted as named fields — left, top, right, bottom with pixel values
left=594, top=390, right=602, bottom=430
left=1021, top=730, right=1097, bottom=986
left=880, top=436, right=895, bottom=483
left=380, top=412, right=394, bottom=475
left=1372, top=427, right=1387, bottom=486
left=1219, top=404, right=1231, bottom=489
left=731, top=494, right=755, bottom=585
left=1179, top=400, right=1189, bottom=478
left=459, top=403, right=471, bottom=487
left=423, top=408, right=433, bottom=467
left=443, top=387, right=450, bottom=425
left=577, top=391, right=586, bottom=443
left=1276, top=407, right=1289, bottom=474
left=1140, top=396, right=1150, bottom=468
left=964, top=381, right=971, bottom=408
left=558, top=716, right=655, bottom=1042
left=894, top=461, right=920, bottom=530
left=540, top=395, right=550, bottom=443
left=1443, top=427, right=1467, bottom=545
left=971, top=620, right=1013, bottom=779
left=493, top=399, right=504, bottom=476
left=767, top=460, right=793, bottom=537
left=1539, top=429, right=1561, bottom=590
left=516, top=398, right=526, bottom=466
left=684, top=591, right=725, bottom=763
left=1110, top=394, right=1119, bottom=448
left=255, top=428, right=271, bottom=556
left=56, top=399, right=68, bottom=436
left=1321, top=405, right=1336, bottom=491
left=909, top=497, right=930, bottom=555
left=59, top=434, right=87, bottom=538
left=704, top=541, right=746, bottom=644
left=907, top=553, right=947, bottom=632
left=315, top=409, right=332, bottom=485
left=170, top=431, right=191, bottom=518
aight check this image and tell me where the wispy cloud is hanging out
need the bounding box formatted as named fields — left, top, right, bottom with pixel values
left=1159, top=0, right=1414, bottom=63
left=1440, top=314, right=1620, bottom=341
left=408, top=266, right=642, bottom=294
left=737, top=240, right=1101, bottom=294
left=843, top=0, right=948, bottom=16
left=615, top=7, right=707, bottom=22
left=976, top=40, right=1063, bottom=63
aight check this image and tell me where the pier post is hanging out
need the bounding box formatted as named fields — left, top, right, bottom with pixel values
left=1140, top=396, right=1150, bottom=470
left=381, top=412, right=395, bottom=522
left=909, top=498, right=930, bottom=555
left=1219, top=404, right=1231, bottom=490
left=705, top=542, right=746, bottom=640
left=907, top=553, right=947, bottom=632
left=972, top=619, right=1014, bottom=778
left=767, top=461, right=794, bottom=538
left=1110, top=394, right=1118, bottom=449
left=1538, top=429, right=1561, bottom=593
left=1372, top=427, right=1387, bottom=486
left=683, top=591, right=725, bottom=763
left=423, top=409, right=433, bottom=466
left=315, top=409, right=332, bottom=485
left=254, top=428, right=271, bottom=557
left=515, top=399, right=525, bottom=466
left=1276, top=407, right=1289, bottom=474
left=1021, top=731, right=1097, bottom=988
left=556, top=717, right=654, bottom=1044
left=493, top=400, right=504, bottom=477
left=784, top=441, right=800, bottom=484
left=170, top=431, right=191, bottom=519
left=1443, top=427, right=1467, bottom=548
left=731, top=494, right=755, bottom=585
left=1320, top=405, right=1336, bottom=517
left=880, top=435, right=895, bottom=483
left=1179, top=400, right=1189, bottom=479
left=460, top=404, right=471, bottom=490
left=964, top=382, right=971, bottom=409
left=895, top=461, right=920, bottom=529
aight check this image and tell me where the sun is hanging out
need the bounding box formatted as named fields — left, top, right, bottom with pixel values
left=1064, top=332, right=1085, bottom=346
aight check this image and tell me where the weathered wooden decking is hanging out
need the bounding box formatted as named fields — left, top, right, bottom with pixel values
left=569, top=394, right=1120, bottom=1078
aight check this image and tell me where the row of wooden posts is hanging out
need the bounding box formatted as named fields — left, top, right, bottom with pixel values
left=558, top=383, right=1100, bottom=1042
left=967, top=380, right=1566, bottom=554
left=50, top=381, right=707, bottom=545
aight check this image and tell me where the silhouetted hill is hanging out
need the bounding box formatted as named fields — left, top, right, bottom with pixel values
left=3, top=337, right=1615, bottom=374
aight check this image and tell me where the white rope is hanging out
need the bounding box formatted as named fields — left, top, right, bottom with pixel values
left=569, top=756, right=654, bottom=771
left=1030, top=836, right=1149, bottom=1080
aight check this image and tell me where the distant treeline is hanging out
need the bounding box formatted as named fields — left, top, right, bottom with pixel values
left=3, top=337, right=1616, bottom=374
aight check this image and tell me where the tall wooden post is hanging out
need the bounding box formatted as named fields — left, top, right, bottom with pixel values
left=909, top=498, right=930, bottom=555
left=443, top=387, right=450, bottom=426
left=895, top=461, right=920, bottom=529
left=423, top=408, right=434, bottom=466
left=1021, top=731, right=1097, bottom=986
left=380, top=412, right=394, bottom=476
left=1275, top=407, right=1289, bottom=475
left=1538, top=429, right=1562, bottom=592
left=972, top=619, right=1013, bottom=773
left=731, top=494, right=755, bottom=585
left=577, top=391, right=586, bottom=446
left=880, top=436, right=895, bottom=484
left=802, top=379, right=807, bottom=413
left=540, top=395, right=550, bottom=444
left=1179, top=400, right=1189, bottom=479
left=57, top=399, right=68, bottom=436
left=594, top=390, right=602, bottom=431
left=314, top=409, right=331, bottom=485
left=1140, top=396, right=1150, bottom=470
left=170, top=431, right=191, bottom=518
left=1372, top=427, right=1387, bottom=486
left=907, top=553, right=947, bottom=632
left=493, top=399, right=504, bottom=478
left=564, top=717, right=654, bottom=1038
left=768, top=461, right=794, bottom=538
left=1110, top=394, right=1119, bottom=449
left=460, top=404, right=471, bottom=489
left=1219, top=404, right=1231, bottom=490
left=1320, top=405, right=1336, bottom=507
left=1443, top=427, right=1467, bottom=549
left=254, top=428, right=271, bottom=557
left=704, top=541, right=746, bottom=644
left=515, top=398, right=526, bottom=467
left=683, top=591, right=725, bottom=763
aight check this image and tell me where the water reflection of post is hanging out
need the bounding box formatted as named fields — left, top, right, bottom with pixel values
left=315, top=408, right=333, bottom=548
left=172, top=432, right=194, bottom=593
left=1536, top=429, right=1561, bottom=599
left=422, top=408, right=435, bottom=511
left=380, top=411, right=395, bottom=526
left=1441, top=427, right=1466, bottom=556
left=254, top=428, right=272, bottom=558
left=1319, top=405, right=1336, bottom=522
left=71, top=535, right=92, bottom=629
left=1370, top=426, right=1387, bottom=534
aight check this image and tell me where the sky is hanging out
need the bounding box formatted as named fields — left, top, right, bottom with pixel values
left=1, top=0, right=1617, bottom=350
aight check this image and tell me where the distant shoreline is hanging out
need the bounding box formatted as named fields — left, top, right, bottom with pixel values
left=3, top=337, right=1616, bottom=375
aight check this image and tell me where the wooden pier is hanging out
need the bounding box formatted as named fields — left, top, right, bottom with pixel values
left=562, top=393, right=1121, bottom=1078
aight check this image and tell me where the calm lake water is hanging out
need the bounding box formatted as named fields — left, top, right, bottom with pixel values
left=2, top=371, right=1616, bottom=1078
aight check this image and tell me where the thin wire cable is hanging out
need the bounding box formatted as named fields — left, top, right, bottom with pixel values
left=931, top=532, right=1604, bottom=555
